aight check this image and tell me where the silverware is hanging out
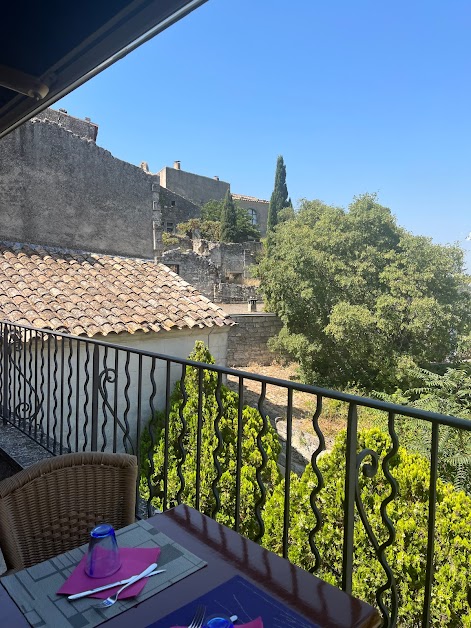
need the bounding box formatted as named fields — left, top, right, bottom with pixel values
left=188, top=604, right=206, bottom=628
left=93, top=562, right=158, bottom=609
left=68, top=567, right=165, bottom=600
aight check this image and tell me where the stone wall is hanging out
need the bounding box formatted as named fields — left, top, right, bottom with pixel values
left=159, top=187, right=200, bottom=231
left=0, top=115, right=156, bottom=259
left=226, top=313, right=283, bottom=366
left=162, top=249, right=220, bottom=298
left=36, top=109, right=98, bottom=141
left=232, top=195, right=269, bottom=237
left=158, top=165, right=229, bottom=207
left=213, top=283, right=260, bottom=303
left=194, top=240, right=262, bottom=279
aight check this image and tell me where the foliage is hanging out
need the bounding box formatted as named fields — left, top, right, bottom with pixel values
left=177, top=217, right=221, bottom=241
left=262, top=428, right=471, bottom=626
left=140, top=341, right=281, bottom=539
left=220, top=191, right=238, bottom=242
left=177, top=198, right=260, bottom=243
left=376, top=366, right=471, bottom=493
left=258, top=193, right=471, bottom=391
left=267, top=155, right=290, bottom=232
left=162, top=231, right=179, bottom=246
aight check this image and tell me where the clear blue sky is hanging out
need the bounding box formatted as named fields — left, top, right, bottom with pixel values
left=57, top=0, right=471, bottom=265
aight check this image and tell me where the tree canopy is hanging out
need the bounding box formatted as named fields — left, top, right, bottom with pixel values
left=267, top=155, right=290, bottom=232
left=177, top=197, right=261, bottom=243
left=220, top=191, right=238, bottom=243
left=258, top=193, right=471, bottom=390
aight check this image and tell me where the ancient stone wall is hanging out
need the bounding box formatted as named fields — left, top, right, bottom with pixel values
left=226, top=313, right=283, bottom=366
left=162, top=249, right=220, bottom=298
left=0, top=116, right=155, bottom=259
left=212, top=283, right=260, bottom=303
left=36, top=108, right=98, bottom=141
left=159, top=165, right=229, bottom=207
left=194, top=240, right=262, bottom=279
left=159, top=187, right=200, bottom=231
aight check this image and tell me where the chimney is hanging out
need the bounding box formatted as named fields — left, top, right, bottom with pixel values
left=173, top=160, right=181, bottom=170
left=214, top=176, right=219, bottom=181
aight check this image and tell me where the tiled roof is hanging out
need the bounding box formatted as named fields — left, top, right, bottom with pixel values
left=232, top=193, right=269, bottom=204
left=0, top=242, right=233, bottom=337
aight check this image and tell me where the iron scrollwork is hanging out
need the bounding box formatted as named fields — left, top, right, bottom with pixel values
left=98, top=366, right=135, bottom=454
left=355, top=416, right=399, bottom=627
left=1, top=329, right=39, bottom=423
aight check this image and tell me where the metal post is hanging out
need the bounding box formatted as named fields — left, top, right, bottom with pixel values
left=342, top=403, right=358, bottom=593
left=91, top=344, right=100, bottom=451
left=2, top=325, right=9, bottom=424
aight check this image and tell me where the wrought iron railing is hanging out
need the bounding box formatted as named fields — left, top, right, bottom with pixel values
left=0, top=319, right=470, bottom=627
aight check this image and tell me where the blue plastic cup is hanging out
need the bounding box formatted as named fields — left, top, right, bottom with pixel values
left=204, top=616, right=234, bottom=628
left=85, top=523, right=121, bottom=578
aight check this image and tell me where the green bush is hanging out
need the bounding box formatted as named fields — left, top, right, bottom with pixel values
left=140, top=341, right=281, bottom=539
left=262, top=428, right=471, bottom=626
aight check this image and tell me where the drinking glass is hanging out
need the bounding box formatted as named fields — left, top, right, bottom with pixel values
left=85, top=523, right=121, bottom=578
left=204, top=616, right=234, bottom=628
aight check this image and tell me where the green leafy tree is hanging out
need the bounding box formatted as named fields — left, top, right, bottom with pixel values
left=258, top=193, right=471, bottom=390
left=376, top=366, right=471, bottom=493
left=267, top=155, right=290, bottom=232
left=220, top=191, right=238, bottom=243
left=140, top=341, right=281, bottom=539
left=179, top=198, right=260, bottom=243
left=262, top=428, right=471, bottom=626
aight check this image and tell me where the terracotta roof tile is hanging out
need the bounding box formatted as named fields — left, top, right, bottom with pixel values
left=0, top=242, right=234, bottom=338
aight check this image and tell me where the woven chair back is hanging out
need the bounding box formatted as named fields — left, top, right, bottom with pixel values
left=0, top=452, right=137, bottom=572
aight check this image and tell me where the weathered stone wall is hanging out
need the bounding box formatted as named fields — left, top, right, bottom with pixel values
left=213, top=283, right=260, bottom=303
left=226, top=313, right=283, bottom=366
left=162, top=249, right=220, bottom=298
left=194, top=240, right=262, bottom=279
left=159, top=166, right=229, bottom=207
left=35, top=109, right=98, bottom=141
left=159, top=187, right=200, bottom=231
left=0, top=116, right=155, bottom=258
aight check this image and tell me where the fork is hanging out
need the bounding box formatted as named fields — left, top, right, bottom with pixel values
left=94, top=562, right=157, bottom=609
left=188, top=604, right=206, bottom=628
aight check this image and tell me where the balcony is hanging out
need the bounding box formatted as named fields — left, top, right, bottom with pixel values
left=0, top=319, right=470, bottom=627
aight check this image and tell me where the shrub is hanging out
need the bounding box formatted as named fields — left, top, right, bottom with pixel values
left=140, top=341, right=281, bottom=539
left=262, top=428, right=471, bottom=626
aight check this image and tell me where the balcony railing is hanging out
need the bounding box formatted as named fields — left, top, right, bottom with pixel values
left=0, top=319, right=470, bottom=627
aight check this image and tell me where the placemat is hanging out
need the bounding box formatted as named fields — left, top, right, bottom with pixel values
left=148, top=575, right=320, bottom=628
left=2, top=518, right=206, bottom=628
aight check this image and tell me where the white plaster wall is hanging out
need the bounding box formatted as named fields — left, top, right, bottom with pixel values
left=10, top=326, right=229, bottom=456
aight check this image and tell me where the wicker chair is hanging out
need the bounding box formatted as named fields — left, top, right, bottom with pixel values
left=0, top=452, right=137, bottom=573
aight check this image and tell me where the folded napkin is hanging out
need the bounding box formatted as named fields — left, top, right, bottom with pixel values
left=171, top=619, right=263, bottom=628
left=57, top=546, right=160, bottom=599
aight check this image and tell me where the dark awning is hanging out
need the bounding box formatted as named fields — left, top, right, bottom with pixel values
left=0, top=0, right=207, bottom=139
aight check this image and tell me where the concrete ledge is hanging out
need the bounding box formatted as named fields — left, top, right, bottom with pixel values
left=0, top=422, right=53, bottom=470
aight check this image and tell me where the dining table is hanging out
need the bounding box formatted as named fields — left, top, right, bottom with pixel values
left=0, top=504, right=381, bottom=628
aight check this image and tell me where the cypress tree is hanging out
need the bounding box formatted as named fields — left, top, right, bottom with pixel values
left=220, top=190, right=238, bottom=242
left=267, top=155, right=289, bottom=232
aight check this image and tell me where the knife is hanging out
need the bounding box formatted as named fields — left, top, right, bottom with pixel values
left=67, top=568, right=166, bottom=600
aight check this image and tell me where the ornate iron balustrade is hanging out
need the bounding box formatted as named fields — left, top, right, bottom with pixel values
left=0, top=319, right=470, bottom=626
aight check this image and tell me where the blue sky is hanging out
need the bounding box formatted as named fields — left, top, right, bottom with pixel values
left=57, top=0, right=471, bottom=265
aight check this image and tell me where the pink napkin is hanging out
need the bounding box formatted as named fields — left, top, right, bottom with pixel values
left=171, top=619, right=263, bottom=628
left=57, top=547, right=160, bottom=599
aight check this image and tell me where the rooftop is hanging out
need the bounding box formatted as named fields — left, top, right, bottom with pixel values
left=232, top=193, right=269, bottom=204
left=0, top=241, right=232, bottom=337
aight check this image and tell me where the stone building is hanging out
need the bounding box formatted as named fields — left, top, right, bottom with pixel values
left=158, top=161, right=229, bottom=207
left=0, top=108, right=158, bottom=259
left=157, top=161, right=270, bottom=238
left=231, top=193, right=269, bottom=238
